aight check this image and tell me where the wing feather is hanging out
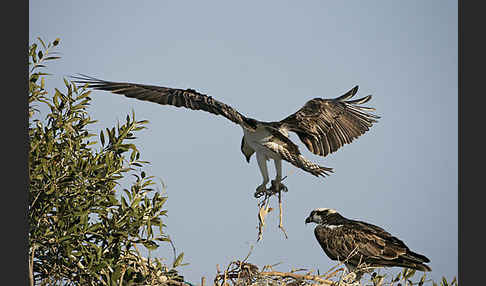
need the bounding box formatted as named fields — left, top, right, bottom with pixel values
left=263, top=142, right=333, bottom=177
left=71, top=74, right=255, bottom=130
left=314, top=221, right=431, bottom=271
left=349, top=222, right=431, bottom=270
left=280, top=85, right=380, bottom=157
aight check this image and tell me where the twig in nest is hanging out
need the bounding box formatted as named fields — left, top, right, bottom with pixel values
left=319, top=261, right=346, bottom=281
left=214, top=260, right=259, bottom=286
left=261, top=262, right=283, bottom=272
left=258, top=271, right=335, bottom=285
left=241, top=244, right=255, bottom=263
left=323, top=267, right=345, bottom=280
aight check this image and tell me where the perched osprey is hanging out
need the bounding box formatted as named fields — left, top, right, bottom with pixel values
left=72, top=75, right=379, bottom=197
left=305, top=208, right=432, bottom=274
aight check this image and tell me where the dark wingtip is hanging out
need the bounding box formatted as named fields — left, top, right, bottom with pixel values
left=316, top=166, right=334, bottom=178
left=346, top=94, right=372, bottom=105
left=335, top=85, right=359, bottom=101
left=69, top=74, right=105, bottom=86
left=416, top=264, right=432, bottom=272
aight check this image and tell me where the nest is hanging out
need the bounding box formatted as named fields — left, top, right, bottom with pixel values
left=212, top=260, right=363, bottom=286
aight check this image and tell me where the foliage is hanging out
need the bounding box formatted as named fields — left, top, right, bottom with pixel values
left=28, top=37, right=185, bottom=286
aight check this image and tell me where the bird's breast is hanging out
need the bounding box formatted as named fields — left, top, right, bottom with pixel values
left=242, top=127, right=281, bottom=160
left=243, top=127, right=273, bottom=147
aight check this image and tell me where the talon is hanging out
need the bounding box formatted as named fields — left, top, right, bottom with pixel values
left=264, top=187, right=276, bottom=196
left=254, top=185, right=267, bottom=198
left=270, top=180, right=288, bottom=193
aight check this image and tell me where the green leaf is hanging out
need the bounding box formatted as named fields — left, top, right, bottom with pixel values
left=173, top=252, right=184, bottom=268
left=37, top=37, right=47, bottom=49
left=28, top=40, right=177, bottom=283
left=53, top=38, right=60, bottom=46
left=63, top=78, right=70, bottom=88
left=30, top=73, right=39, bottom=83
left=44, top=56, right=61, bottom=61
left=418, top=273, right=426, bottom=286
left=45, top=184, right=55, bottom=195
left=404, top=268, right=416, bottom=279
left=392, top=272, right=401, bottom=282
left=100, top=130, right=105, bottom=146
left=142, top=240, right=158, bottom=251
left=121, top=196, right=128, bottom=209
left=76, top=90, right=92, bottom=100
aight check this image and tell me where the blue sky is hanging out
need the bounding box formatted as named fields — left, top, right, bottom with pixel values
left=30, top=0, right=457, bottom=283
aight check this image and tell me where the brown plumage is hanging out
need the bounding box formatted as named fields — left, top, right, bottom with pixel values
left=71, top=74, right=379, bottom=196
left=72, top=74, right=256, bottom=130
left=262, top=141, right=333, bottom=177
left=305, top=208, right=431, bottom=273
left=280, top=86, right=379, bottom=157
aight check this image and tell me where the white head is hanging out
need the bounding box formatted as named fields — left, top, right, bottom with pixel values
left=305, top=208, right=340, bottom=224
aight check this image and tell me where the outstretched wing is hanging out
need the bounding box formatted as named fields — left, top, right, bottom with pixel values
left=71, top=74, right=256, bottom=130
left=280, top=86, right=380, bottom=157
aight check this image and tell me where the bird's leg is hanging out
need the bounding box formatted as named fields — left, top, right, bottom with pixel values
left=270, top=159, right=288, bottom=193
left=254, top=152, right=270, bottom=198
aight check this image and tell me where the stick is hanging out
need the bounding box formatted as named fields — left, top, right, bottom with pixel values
left=29, top=245, right=36, bottom=286
left=278, top=190, right=288, bottom=239
left=258, top=271, right=334, bottom=285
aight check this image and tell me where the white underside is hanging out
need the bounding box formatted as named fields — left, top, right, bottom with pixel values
left=243, top=127, right=281, bottom=160
left=323, top=224, right=343, bottom=230
left=243, top=127, right=283, bottom=187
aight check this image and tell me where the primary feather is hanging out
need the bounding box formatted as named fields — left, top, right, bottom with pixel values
left=72, top=74, right=379, bottom=195
left=306, top=208, right=431, bottom=272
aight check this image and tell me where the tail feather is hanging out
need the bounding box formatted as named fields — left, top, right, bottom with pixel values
left=396, top=249, right=431, bottom=271
left=406, top=250, right=431, bottom=263
left=395, top=250, right=432, bottom=272
left=396, top=261, right=432, bottom=272
left=370, top=259, right=432, bottom=272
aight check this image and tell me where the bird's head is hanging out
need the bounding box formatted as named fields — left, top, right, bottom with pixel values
left=305, top=208, right=339, bottom=225
left=240, top=137, right=254, bottom=163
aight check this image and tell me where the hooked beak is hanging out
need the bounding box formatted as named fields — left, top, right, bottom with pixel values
left=305, top=216, right=311, bottom=224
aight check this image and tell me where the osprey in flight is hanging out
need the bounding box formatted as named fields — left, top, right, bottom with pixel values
left=73, top=75, right=379, bottom=197
left=305, top=208, right=431, bottom=275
